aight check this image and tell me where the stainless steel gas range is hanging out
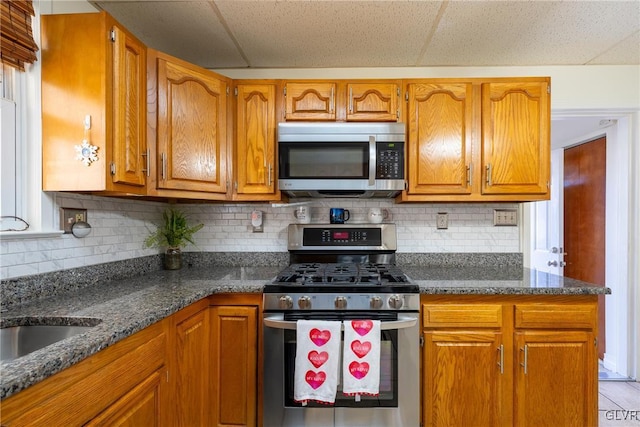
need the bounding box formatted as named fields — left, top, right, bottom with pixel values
left=263, top=224, right=420, bottom=427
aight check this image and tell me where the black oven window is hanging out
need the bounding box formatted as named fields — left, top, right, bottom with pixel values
left=284, top=329, right=399, bottom=408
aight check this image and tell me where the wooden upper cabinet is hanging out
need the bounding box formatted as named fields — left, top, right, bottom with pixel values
left=284, top=82, right=336, bottom=121
left=155, top=52, right=228, bottom=194
left=346, top=83, right=399, bottom=121
left=282, top=81, right=401, bottom=122
left=481, top=80, right=550, bottom=196
left=41, top=12, right=147, bottom=194
left=233, top=83, right=279, bottom=200
left=111, top=25, right=147, bottom=188
left=407, top=83, right=473, bottom=195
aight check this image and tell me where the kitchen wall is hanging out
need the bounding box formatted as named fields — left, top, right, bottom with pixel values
left=0, top=192, right=520, bottom=280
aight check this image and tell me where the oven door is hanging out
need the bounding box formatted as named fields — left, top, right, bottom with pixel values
left=263, top=312, right=420, bottom=427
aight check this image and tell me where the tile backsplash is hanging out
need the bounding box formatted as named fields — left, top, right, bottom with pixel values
left=0, top=193, right=520, bottom=280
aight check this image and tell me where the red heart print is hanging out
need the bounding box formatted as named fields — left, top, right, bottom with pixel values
left=305, top=370, right=326, bottom=389
left=309, top=328, right=331, bottom=346
left=351, top=320, right=373, bottom=336
left=351, top=340, right=371, bottom=358
left=349, top=361, right=370, bottom=379
left=308, top=350, right=329, bottom=368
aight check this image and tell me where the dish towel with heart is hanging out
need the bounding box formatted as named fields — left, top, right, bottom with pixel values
left=294, top=320, right=342, bottom=405
left=342, top=319, right=381, bottom=398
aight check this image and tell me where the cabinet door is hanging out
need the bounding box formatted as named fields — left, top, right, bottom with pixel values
left=514, top=331, right=596, bottom=427
left=210, top=305, right=258, bottom=427
left=157, top=58, right=227, bottom=193
left=284, top=82, right=336, bottom=121
left=235, top=84, right=277, bottom=197
left=407, top=83, right=473, bottom=195
left=111, top=24, right=147, bottom=188
left=173, top=306, right=211, bottom=426
left=86, top=369, right=164, bottom=427
left=346, top=83, right=398, bottom=122
left=481, top=81, right=550, bottom=195
left=423, top=330, right=505, bottom=427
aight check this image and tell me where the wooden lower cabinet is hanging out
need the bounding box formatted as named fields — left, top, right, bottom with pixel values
left=421, top=295, right=598, bottom=427
left=169, top=299, right=212, bottom=426
left=86, top=368, right=166, bottom=427
left=210, top=294, right=260, bottom=427
left=0, top=321, right=168, bottom=427
left=0, top=294, right=262, bottom=427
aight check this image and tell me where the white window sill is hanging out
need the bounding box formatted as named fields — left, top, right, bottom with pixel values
left=0, top=230, right=64, bottom=240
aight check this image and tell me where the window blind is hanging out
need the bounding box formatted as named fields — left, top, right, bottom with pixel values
left=0, top=0, right=38, bottom=71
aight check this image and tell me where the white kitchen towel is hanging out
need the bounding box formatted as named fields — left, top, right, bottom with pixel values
left=342, top=319, right=381, bottom=397
left=294, top=320, right=342, bottom=405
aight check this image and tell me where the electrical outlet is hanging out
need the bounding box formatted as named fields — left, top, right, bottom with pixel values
left=494, top=209, right=518, bottom=226
left=60, top=208, right=87, bottom=234
left=436, top=212, right=448, bottom=229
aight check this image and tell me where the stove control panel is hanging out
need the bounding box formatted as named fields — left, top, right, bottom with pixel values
left=264, top=293, right=420, bottom=312
left=302, top=228, right=383, bottom=246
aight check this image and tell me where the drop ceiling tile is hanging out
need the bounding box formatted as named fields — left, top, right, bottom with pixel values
left=215, top=0, right=442, bottom=68
left=589, top=31, right=640, bottom=65
left=420, top=1, right=640, bottom=66
left=95, top=1, right=247, bottom=68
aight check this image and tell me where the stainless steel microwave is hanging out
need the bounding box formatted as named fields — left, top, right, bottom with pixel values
left=277, top=122, right=406, bottom=198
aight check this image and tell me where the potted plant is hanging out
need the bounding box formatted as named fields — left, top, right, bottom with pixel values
left=145, top=207, right=204, bottom=270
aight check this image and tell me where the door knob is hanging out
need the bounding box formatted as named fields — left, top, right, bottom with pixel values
left=548, top=260, right=558, bottom=267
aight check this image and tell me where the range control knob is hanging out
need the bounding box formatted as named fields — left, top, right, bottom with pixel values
left=370, top=296, right=383, bottom=309
left=388, top=294, right=404, bottom=310
left=335, top=296, right=348, bottom=309
left=298, top=296, right=312, bottom=309
left=278, top=295, right=293, bottom=310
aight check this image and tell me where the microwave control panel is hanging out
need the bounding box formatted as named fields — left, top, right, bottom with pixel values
left=376, top=142, right=404, bottom=179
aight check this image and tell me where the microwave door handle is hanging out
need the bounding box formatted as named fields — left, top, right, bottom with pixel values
left=263, top=315, right=417, bottom=331
left=369, top=135, right=376, bottom=186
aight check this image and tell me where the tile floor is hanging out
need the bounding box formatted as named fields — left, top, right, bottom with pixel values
left=599, top=365, right=640, bottom=426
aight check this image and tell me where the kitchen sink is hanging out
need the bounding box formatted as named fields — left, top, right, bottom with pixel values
left=0, top=319, right=101, bottom=362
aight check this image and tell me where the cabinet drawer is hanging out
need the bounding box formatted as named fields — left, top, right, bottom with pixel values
left=422, top=304, right=502, bottom=328
left=514, top=304, right=596, bottom=329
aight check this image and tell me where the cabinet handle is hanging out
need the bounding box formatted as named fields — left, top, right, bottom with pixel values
left=466, top=164, right=472, bottom=186
left=498, top=344, right=504, bottom=374
left=141, top=149, right=150, bottom=177
left=268, top=163, right=273, bottom=186
left=161, top=152, right=166, bottom=181
left=330, top=87, right=334, bottom=113
left=520, top=345, right=528, bottom=374
left=349, top=87, right=353, bottom=113
left=486, top=163, right=493, bottom=186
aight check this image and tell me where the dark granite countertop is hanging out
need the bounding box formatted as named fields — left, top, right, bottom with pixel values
left=0, top=263, right=609, bottom=400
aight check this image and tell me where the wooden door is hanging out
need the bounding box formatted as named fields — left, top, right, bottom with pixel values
left=157, top=57, right=227, bottom=193
left=284, top=82, right=336, bottom=121
left=235, top=84, right=277, bottom=197
left=173, top=306, right=211, bottom=426
left=86, top=370, right=164, bottom=427
left=514, top=331, right=596, bottom=427
left=481, top=81, right=550, bottom=196
left=211, top=305, right=258, bottom=427
left=346, top=83, right=398, bottom=121
left=423, top=330, right=504, bottom=426
left=111, top=24, right=147, bottom=188
left=564, top=137, right=606, bottom=357
left=407, top=83, right=473, bottom=195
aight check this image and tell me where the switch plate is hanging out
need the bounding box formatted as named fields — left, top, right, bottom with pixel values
left=436, top=212, right=448, bottom=229
left=60, top=208, right=87, bottom=234
left=494, top=209, right=518, bottom=226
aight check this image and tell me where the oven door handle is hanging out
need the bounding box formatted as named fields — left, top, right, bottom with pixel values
left=263, top=315, right=417, bottom=331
